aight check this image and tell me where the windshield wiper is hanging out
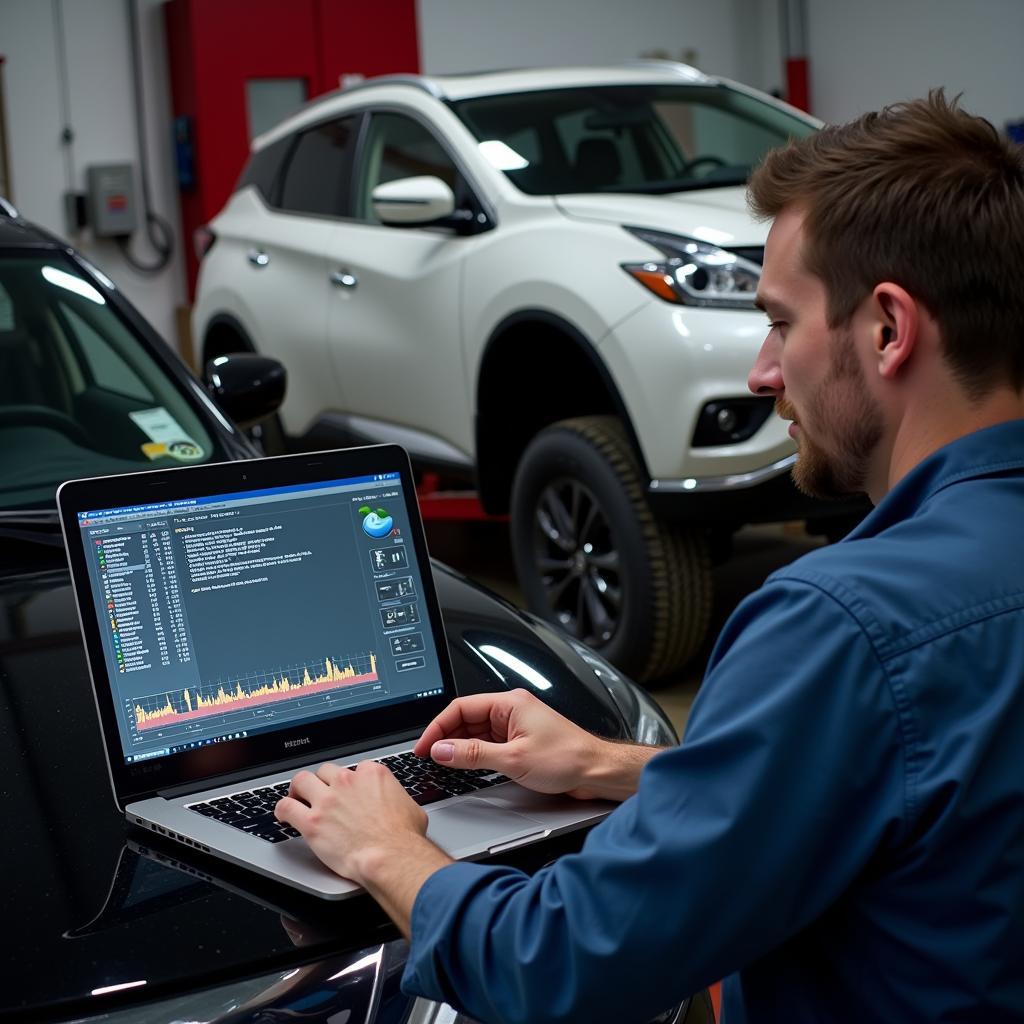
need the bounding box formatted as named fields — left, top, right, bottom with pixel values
left=0, top=509, right=65, bottom=546
left=593, top=174, right=750, bottom=195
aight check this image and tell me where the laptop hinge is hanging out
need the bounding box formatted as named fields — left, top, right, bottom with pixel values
left=155, top=729, right=422, bottom=800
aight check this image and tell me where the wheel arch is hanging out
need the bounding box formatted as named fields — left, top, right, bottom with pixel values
left=201, top=313, right=257, bottom=368
left=475, top=309, right=649, bottom=514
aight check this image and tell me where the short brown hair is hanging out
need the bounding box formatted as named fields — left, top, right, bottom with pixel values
left=748, top=90, right=1024, bottom=396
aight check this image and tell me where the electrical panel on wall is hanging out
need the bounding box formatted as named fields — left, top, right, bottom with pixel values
left=86, top=163, right=137, bottom=237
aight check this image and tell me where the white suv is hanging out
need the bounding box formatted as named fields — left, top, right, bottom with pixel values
left=193, top=62, right=862, bottom=682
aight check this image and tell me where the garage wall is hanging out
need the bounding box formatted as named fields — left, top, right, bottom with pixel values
left=736, top=0, right=785, bottom=98
left=417, top=0, right=778, bottom=88
left=807, top=0, right=1024, bottom=129
left=0, top=0, right=187, bottom=353
left=419, top=0, right=1024, bottom=131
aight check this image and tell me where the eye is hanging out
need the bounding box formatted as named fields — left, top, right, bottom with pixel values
left=766, top=319, right=786, bottom=332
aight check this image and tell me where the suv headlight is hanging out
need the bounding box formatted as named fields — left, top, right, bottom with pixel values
left=621, top=226, right=760, bottom=310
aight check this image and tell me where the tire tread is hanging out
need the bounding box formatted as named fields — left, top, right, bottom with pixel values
left=540, top=416, right=712, bottom=683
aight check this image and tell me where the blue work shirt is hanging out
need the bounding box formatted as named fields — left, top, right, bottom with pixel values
left=402, top=421, right=1024, bottom=1023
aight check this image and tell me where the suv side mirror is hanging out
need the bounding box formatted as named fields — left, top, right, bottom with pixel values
left=372, top=175, right=456, bottom=226
left=205, top=352, right=286, bottom=429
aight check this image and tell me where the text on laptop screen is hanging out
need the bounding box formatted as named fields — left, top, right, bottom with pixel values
left=75, top=472, right=444, bottom=764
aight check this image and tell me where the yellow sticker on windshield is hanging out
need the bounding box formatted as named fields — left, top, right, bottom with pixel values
left=130, top=408, right=205, bottom=462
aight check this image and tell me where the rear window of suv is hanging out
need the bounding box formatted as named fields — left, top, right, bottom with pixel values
left=278, top=116, right=358, bottom=216
left=452, top=84, right=815, bottom=196
left=237, top=135, right=292, bottom=203
left=239, top=116, right=358, bottom=216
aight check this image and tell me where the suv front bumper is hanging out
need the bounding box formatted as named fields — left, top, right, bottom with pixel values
left=647, top=459, right=870, bottom=528
left=599, top=302, right=793, bottom=481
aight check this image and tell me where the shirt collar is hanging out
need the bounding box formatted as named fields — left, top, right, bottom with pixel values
left=845, top=418, right=1024, bottom=540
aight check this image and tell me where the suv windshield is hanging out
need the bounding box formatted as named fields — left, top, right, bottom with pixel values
left=0, top=252, right=223, bottom=510
left=452, top=83, right=815, bottom=195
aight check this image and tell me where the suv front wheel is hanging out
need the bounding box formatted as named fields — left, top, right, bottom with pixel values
left=510, top=416, right=712, bottom=684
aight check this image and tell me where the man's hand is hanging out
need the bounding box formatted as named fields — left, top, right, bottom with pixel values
left=275, top=761, right=452, bottom=935
left=414, top=688, right=659, bottom=802
left=275, top=760, right=426, bottom=880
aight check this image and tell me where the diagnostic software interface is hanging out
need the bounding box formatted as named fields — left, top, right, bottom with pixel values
left=76, top=471, right=444, bottom=764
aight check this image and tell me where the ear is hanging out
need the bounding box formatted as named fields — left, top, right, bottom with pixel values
left=871, top=283, right=919, bottom=381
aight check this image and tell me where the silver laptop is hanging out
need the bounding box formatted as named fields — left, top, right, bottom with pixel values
left=57, top=445, right=612, bottom=898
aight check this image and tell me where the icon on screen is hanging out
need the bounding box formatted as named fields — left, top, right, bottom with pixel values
left=359, top=504, right=394, bottom=538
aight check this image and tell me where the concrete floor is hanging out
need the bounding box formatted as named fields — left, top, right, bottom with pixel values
left=424, top=520, right=824, bottom=738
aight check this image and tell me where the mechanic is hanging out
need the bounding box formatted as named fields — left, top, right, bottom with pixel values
left=276, top=91, right=1024, bottom=1022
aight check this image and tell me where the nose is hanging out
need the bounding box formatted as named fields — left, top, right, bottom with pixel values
left=747, top=332, right=784, bottom=397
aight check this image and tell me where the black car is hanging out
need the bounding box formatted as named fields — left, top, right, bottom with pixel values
left=0, top=205, right=714, bottom=1022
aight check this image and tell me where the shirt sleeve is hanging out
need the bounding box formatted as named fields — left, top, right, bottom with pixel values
left=401, top=578, right=909, bottom=1024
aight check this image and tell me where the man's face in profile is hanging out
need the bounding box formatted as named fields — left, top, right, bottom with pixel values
left=750, top=207, right=883, bottom=500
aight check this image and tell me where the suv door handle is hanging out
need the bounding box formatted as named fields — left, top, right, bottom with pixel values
left=329, top=270, right=358, bottom=289
left=247, top=248, right=269, bottom=267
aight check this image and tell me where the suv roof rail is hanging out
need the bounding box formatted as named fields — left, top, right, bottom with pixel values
left=620, top=59, right=710, bottom=82
left=288, top=63, right=715, bottom=128
left=0, top=196, right=18, bottom=218
left=434, top=66, right=526, bottom=78
left=342, top=73, right=444, bottom=99
left=299, top=73, right=443, bottom=117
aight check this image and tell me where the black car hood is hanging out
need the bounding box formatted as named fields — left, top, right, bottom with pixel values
left=0, top=553, right=654, bottom=1022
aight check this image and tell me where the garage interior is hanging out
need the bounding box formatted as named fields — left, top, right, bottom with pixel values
left=1, top=3, right=1023, bottom=1021
left=3, top=0, right=1021, bottom=731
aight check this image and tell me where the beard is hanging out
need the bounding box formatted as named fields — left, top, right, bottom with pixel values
left=779, top=331, right=884, bottom=500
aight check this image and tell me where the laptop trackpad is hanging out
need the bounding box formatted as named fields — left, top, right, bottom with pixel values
left=427, top=798, right=547, bottom=855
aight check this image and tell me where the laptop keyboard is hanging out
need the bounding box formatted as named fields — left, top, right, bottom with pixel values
left=187, top=752, right=509, bottom=843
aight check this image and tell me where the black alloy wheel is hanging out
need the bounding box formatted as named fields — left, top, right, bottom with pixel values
left=510, top=416, right=712, bottom=685
left=532, top=476, right=620, bottom=648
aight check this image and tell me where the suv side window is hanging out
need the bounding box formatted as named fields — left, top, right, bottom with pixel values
left=355, top=112, right=459, bottom=223
left=278, top=116, right=358, bottom=217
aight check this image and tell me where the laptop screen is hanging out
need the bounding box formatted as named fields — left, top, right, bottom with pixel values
left=73, top=468, right=446, bottom=768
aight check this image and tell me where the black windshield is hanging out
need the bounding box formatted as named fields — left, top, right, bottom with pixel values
left=0, top=252, right=228, bottom=510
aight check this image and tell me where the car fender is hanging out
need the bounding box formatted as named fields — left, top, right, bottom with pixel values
left=477, top=308, right=649, bottom=468
left=461, top=212, right=649, bottom=378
